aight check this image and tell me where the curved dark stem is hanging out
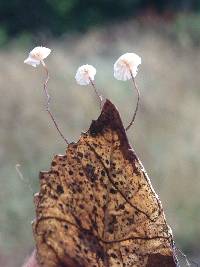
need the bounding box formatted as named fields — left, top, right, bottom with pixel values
left=42, top=63, right=69, bottom=145
left=89, top=78, right=102, bottom=110
left=126, top=71, right=140, bottom=131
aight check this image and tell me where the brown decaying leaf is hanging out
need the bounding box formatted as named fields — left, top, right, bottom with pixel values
left=33, top=99, right=178, bottom=267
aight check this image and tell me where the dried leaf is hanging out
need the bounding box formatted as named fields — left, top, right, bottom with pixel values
left=33, top=99, right=177, bottom=267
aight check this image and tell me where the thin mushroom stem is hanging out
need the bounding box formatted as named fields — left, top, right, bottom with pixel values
left=126, top=71, right=140, bottom=131
left=42, top=62, right=69, bottom=145
left=89, top=77, right=102, bottom=110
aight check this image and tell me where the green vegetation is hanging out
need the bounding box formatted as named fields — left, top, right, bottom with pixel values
left=173, top=13, right=200, bottom=45
left=0, top=0, right=200, bottom=43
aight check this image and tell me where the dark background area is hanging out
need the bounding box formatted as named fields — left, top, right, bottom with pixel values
left=0, top=0, right=200, bottom=43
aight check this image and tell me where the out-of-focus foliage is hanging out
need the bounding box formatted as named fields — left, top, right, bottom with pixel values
left=173, top=14, right=200, bottom=46
left=0, top=0, right=199, bottom=43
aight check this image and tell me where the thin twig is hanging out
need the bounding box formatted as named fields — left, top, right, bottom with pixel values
left=42, top=63, right=69, bottom=145
left=89, top=77, right=103, bottom=110
left=16, top=164, right=33, bottom=194
left=126, top=71, right=140, bottom=131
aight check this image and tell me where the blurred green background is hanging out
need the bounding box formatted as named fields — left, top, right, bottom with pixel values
left=0, top=1, right=200, bottom=266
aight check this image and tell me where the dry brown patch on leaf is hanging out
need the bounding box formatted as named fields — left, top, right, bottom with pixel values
left=33, top=99, right=177, bottom=267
